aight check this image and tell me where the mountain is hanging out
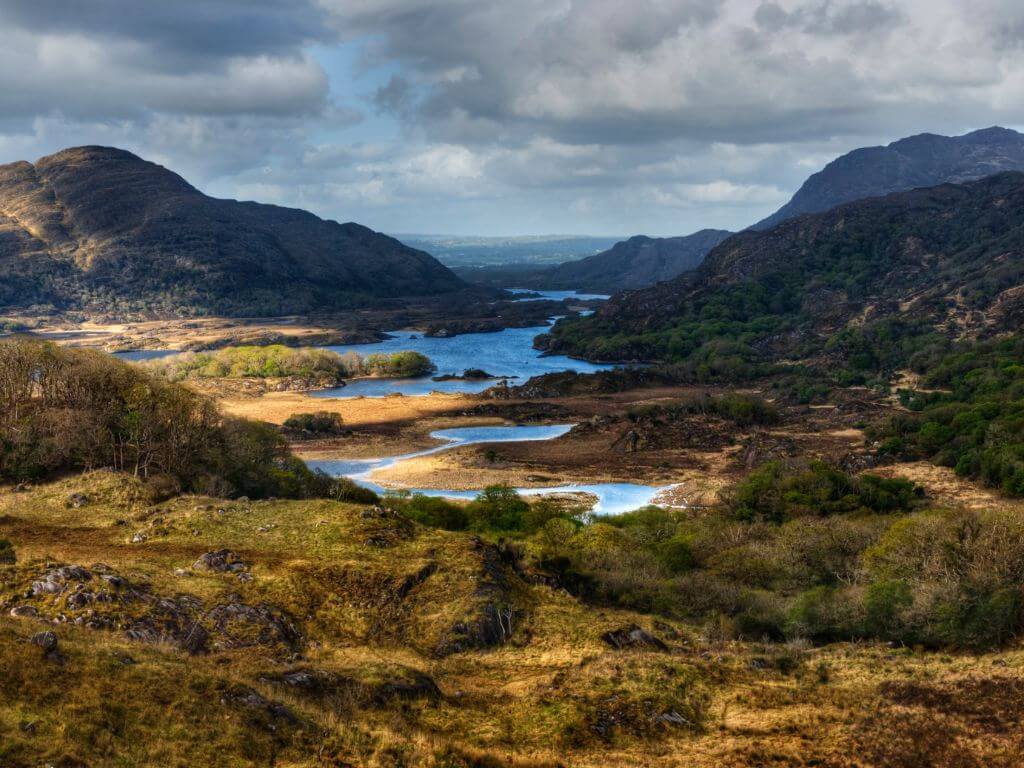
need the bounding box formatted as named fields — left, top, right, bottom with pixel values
left=0, top=146, right=465, bottom=316
left=544, top=172, right=1024, bottom=373
left=753, top=126, right=1024, bottom=231
left=532, top=230, right=732, bottom=293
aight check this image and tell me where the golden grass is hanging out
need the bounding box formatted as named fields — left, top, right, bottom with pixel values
left=3, top=472, right=1024, bottom=767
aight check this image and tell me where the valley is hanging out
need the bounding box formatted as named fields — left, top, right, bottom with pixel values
left=6, top=132, right=1024, bottom=768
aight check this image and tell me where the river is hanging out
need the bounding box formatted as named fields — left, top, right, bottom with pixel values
left=305, top=424, right=679, bottom=516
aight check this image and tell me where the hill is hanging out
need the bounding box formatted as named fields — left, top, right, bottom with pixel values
left=543, top=172, right=1024, bottom=377
left=460, top=230, right=732, bottom=293
left=0, top=146, right=465, bottom=316
left=533, top=230, right=732, bottom=292
left=754, top=126, right=1024, bottom=230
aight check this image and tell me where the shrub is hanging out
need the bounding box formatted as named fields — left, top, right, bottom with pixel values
left=361, top=351, right=434, bottom=378
left=466, top=485, right=530, bottom=531
left=283, top=411, right=345, bottom=435
left=0, top=539, right=14, bottom=564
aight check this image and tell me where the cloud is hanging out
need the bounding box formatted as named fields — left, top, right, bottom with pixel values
left=2, top=1, right=1024, bottom=236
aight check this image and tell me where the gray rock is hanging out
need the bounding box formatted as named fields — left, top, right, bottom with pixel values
left=192, top=549, right=248, bottom=574
left=10, top=605, right=39, bottom=619
left=66, top=493, right=89, bottom=508
left=31, top=631, right=58, bottom=653
left=601, top=624, right=669, bottom=652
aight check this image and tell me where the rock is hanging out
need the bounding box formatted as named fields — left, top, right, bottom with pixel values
left=220, top=684, right=296, bottom=725
left=66, top=493, right=89, bottom=508
left=192, top=549, right=248, bottom=574
left=130, top=533, right=147, bottom=544
left=10, top=605, right=39, bottom=619
left=31, top=631, right=58, bottom=653
left=601, top=624, right=669, bottom=652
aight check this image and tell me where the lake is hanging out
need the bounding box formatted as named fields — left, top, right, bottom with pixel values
left=312, top=323, right=616, bottom=398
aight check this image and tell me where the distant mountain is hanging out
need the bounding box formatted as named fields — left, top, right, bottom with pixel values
left=0, top=146, right=465, bottom=316
left=396, top=234, right=621, bottom=268
left=545, top=172, right=1024, bottom=370
left=534, top=230, right=732, bottom=293
left=753, top=126, right=1024, bottom=230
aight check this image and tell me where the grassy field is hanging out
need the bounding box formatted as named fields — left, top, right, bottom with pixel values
left=3, top=470, right=1024, bottom=767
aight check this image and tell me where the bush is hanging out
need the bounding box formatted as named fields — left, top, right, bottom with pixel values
left=0, top=539, right=14, bottom=564
left=466, top=485, right=530, bottom=531
left=361, top=351, right=434, bottom=378
left=283, top=411, right=345, bottom=435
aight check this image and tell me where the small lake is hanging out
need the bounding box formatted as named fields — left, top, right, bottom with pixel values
left=312, top=324, right=616, bottom=398
left=305, top=424, right=677, bottom=516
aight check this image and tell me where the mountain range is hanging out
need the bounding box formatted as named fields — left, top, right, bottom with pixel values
left=525, top=127, right=1024, bottom=293
left=544, top=171, right=1024, bottom=371
left=0, top=146, right=465, bottom=316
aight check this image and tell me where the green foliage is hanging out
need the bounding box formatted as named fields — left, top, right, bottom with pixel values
left=0, top=338, right=372, bottom=502
left=727, top=461, right=920, bottom=523
left=147, top=346, right=434, bottom=384
left=874, top=334, right=1024, bottom=496
left=361, top=350, right=434, bottom=378
left=148, top=345, right=350, bottom=383
left=283, top=411, right=345, bottom=435
left=466, top=485, right=531, bottom=531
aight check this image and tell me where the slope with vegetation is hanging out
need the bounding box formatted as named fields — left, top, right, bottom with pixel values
left=523, top=231, right=732, bottom=293
left=0, top=339, right=371, bottom=502
left=545, top=172, right=1024, bottom=382
left=0, top=146, right=466, bottom=317
left=2, top=338, right=1024, bottom=765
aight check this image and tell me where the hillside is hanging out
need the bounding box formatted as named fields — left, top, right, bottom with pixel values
left=544, top=172, right=1024, bottom=375
left=0, top=146, right=465, bottom=317
left=534, top=230, right=732, bottom=292
left=754, top=126, right=1024, bottom=230
left=5, top=340, right=1024, bottom=766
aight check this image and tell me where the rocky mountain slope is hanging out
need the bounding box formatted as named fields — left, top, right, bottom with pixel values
left=753, top=126, right=1024, bottom=230
left=0, top=146, right=466, bottom=316
left=545, top=172, right=1024, bottom=369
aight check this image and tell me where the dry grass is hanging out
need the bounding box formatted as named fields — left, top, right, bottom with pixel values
left=2, top=471, right=1023, bottom=767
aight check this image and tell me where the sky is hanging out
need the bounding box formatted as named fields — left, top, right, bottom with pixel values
left=1, top=0, right=1023, bottom=237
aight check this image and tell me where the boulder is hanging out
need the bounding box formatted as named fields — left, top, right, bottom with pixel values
left=601, top=624, right=669, bottom=652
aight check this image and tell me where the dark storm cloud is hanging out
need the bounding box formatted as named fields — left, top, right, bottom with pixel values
left=0, top=0, right=333, bottom=67
left=0, top=1, right=332, bottom=120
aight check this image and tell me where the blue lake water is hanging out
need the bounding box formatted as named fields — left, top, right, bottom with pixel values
left=305, top=424, right=677, bottom=516
left=507, top=288, right=611, bottom=302
left=312, top=324, right=616, bottom=398
left=114, top=349, right=181, bottom=362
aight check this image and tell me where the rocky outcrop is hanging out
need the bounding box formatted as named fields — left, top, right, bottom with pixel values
left=5, top=562, right=301, bottom=655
